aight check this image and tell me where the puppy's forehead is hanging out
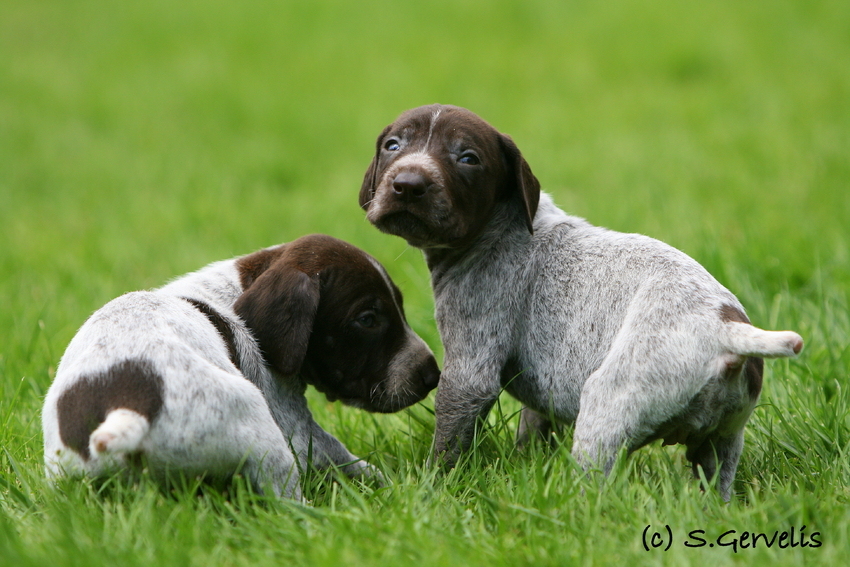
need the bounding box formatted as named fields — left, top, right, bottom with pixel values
left=392, top=105, right=501, bottom=148
left=237, top=235, right=388, bottom=291
left=302, top=240, right=406, bottom=324
left=393, top=105, right=442, bottom=134
left=289, top=236, right=400, bottom=302
left=288, top=235, right=378, bottom=276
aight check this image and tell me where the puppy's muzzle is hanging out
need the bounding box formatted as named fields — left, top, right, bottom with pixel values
left=392, top=171, right=430, bottom=202
left=417, top=356, right=441, bottom=392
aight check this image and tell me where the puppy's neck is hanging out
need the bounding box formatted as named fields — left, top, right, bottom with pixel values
left=158, top=259, right=244, bottom=314
left=424, top=200, right=531, bottom=285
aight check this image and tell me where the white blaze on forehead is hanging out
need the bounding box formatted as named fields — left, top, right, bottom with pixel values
left=425, top=107, right=442, bottom=148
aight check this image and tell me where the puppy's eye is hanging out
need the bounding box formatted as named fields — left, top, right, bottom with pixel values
left=458, top=152, right=479, bottom=165
left=355, top=312, right=378, bottom=329
left=384, top=139, right=401, bottom=152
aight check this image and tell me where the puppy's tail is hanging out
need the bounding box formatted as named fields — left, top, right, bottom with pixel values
left=88, top=408, right=150, bottom=457
left=723, top=322, right=804, bottom=359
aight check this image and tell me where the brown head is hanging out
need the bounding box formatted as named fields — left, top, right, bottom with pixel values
left=233, top=234, right=440, bottom=413
left=359, top=104, right=540, bottom=249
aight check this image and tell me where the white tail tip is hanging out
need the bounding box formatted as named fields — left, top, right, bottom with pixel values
left=724, top=322, right=804, bottom=358
left=88, top=408, right=149, bottom=457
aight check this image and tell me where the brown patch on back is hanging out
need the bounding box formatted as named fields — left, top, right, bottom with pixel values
left=56, top=359, right=164, bottom=460
left=719, top=304, right=750, bottom=324
left=183, top=298, right=241, bottom=371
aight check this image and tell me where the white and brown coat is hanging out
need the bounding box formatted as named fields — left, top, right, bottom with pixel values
left=43, top=234, right=439, bottom=499
left=360, top=104, right=802, bottom=500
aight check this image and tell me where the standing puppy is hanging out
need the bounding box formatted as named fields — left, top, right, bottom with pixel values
left=43, top=234, right=439, bottom=499
left=359, top=104, right=803, bottom=499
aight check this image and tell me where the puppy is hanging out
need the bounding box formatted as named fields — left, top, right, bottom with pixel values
left=42, top=234, right=439, bottom=499
left=359, top=104, right=803, bottom=499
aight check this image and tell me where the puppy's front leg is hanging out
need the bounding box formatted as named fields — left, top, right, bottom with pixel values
left=306, top=421, right=384, bottom=483
left=432, top=367, right=502, bottom=467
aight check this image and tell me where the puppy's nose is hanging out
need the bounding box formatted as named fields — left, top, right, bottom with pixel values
left=392, top=172, right=428, bottom=201
left=420, top=358, right=441, bottom=391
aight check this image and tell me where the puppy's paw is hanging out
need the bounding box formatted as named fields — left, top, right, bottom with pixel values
left=345, top=460, right=387, bottom=486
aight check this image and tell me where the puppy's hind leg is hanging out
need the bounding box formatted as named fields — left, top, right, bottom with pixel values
left=571, top=411, right=633, bottom=476
left=570, top=349, right=674, bottom=476
left=570, top=359, right=648, bottom=475
left=572, top=407, right=635, bottom=477
left=686, top=431, right=744, bottom=502
left=166, top=368, right=304, bottom=500
left=220, top=389, right=301, bottom=499
left=239, top=443, right=302, bottom=501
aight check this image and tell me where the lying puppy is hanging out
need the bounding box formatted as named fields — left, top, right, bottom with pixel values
left=359, top=104, right=803, bottom=499
left=43, top=234, right=439, bottom=499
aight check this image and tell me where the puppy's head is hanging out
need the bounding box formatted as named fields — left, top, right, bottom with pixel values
left=233, top=234, right=439, bottom=413
left=360, top=104, right=540, bottom=249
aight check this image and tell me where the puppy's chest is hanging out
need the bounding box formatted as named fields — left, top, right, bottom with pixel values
left=433, top=264, right=526, bottom=336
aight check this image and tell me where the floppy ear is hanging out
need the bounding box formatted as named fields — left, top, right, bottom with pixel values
left=500, top=134, right=541, bottom=234
left=234, top=264, right=320, bottom=376
left=359, top=124, right=393, bottom=210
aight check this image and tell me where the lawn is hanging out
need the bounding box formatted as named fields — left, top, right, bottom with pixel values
left=1, top=0, right=849, bottom=565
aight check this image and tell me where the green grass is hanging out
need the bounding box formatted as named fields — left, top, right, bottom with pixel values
left=2, top=0, right=849, bottom=564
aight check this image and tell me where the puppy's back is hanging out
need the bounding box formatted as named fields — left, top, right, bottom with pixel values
left=42, top=291, right=232, bottom=478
